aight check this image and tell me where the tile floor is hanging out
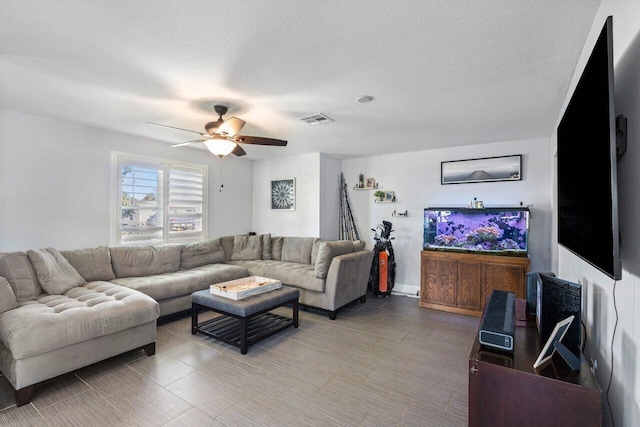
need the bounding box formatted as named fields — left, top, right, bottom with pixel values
left=0, top=295, right=479, bottom=426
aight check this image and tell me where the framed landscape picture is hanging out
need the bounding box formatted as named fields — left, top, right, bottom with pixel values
left=441, top=155, right=522, bottom=185
left=271, top=178, right=295, bottom=210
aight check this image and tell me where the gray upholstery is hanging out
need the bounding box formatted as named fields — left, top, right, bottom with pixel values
left=314, top=241, right=354, bottom=279
left=0, top=322, right=156, bottom=390
left=0, top=252, right=42, bottom=301
left=280, top=237, right=317, bottom=264
left=180, top=239, right=226, bottom=269
left=311, top=239, right=323, bottom=265
left=0, top=281, right=158, bottom=360
left=110, top=245, right=181, bottom=278
left=26, top=248, right=85, bottom=295
left=0, top=277, right=18, bottom=314
left=220, top=236, right=235, bottom=261
left=110, top=263, right=248, bottom=301
left=61, top=246, right=116, bottom=282
left=192, top=287, right=299, bottom=317
left=229, top=260, right=326, bottom=292
left=353, top=240, right=366, bottom=251
left=262, top=233, right=272, bottom=260
left=271, top=237, right=284, bottom=260
left=231, top=235, right=263, bottom=261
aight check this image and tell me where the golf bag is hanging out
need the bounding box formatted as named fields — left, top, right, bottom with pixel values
left=368, top=220, right=396, bottom=297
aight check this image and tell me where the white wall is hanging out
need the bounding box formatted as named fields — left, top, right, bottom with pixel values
left=252, top=153, right=321, bottom=237
left=0, top=108, right=254, bottom=250
left=319, top=154, right=342, bottom=240
left=553, top=1, right=640, bottom=425
left=343, top=137, right=552, bottom=295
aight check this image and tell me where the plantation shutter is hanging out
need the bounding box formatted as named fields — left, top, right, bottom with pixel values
left=115, top=154, right=207, bottom=245
left=167, top=166, right=205, bottom=243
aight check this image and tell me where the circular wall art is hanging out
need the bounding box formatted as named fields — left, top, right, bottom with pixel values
left=271, top=178, right=295, bottom=210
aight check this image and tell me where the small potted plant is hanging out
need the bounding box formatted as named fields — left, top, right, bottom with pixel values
left=373, top=190, right=385, bottom=202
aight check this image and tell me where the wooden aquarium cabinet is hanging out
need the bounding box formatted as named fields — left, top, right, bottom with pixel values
left=420, top=250, right=530, bottom=317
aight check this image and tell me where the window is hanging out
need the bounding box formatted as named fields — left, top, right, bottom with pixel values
left=113, top=153, right=207, bottom=245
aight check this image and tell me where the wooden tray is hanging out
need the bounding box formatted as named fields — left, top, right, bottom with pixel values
left=210, top=276, right=282, bottom=300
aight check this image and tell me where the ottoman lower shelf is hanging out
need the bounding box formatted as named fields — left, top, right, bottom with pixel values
left=191, top=286, right=299, bottom=354
left=194, top=312, right=295, bottom=353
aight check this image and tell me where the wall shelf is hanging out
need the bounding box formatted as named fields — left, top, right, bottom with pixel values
left=392, top=210, right=408, bottom=217
left=353, top=186, right=379, bottom=190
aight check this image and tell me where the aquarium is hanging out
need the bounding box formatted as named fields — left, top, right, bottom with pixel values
left=423, top=208, right=529, bottom=256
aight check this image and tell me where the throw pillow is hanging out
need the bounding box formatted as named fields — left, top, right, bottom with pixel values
left=180, top=239, right=226, bottom=269
left=0, top=251, right=42, bottom=301
left=311, top=239, right=324, bottom=265
left=353, top=240, right=366, bottom=251
left=0, top=277, right=18, bottom=314
left=27, top=248, right=85, bottom=295
left=314, top=241, right=355, bottom=279
left=230, top=235, right=263, bottom=261
left=262, top=233, right=272, bottom=260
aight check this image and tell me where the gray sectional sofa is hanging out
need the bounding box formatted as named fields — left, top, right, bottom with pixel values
left=0, top=234, right=372, bottom=406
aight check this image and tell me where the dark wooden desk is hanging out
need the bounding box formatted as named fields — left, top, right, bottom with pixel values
left=468, top=300, right=602, bottom=426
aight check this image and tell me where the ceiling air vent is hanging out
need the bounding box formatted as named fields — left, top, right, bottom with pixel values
left=299, top=113, right=334, bottom=125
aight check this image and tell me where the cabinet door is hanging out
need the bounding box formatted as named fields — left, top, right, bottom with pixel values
left=424, top=257, right=457, bottom=306
left=482, top=263, right=526, bottom=306
left=457, top=261, right=482, bottom=311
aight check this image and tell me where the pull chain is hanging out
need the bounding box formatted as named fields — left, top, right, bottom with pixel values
left=219, top=157, right=224, bottom=192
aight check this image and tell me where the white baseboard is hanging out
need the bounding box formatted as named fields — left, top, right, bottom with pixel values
left=390, top=282, right=420, bottom=298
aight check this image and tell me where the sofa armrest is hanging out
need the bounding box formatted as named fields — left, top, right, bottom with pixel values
left=324, top=250, right=374, bottom=310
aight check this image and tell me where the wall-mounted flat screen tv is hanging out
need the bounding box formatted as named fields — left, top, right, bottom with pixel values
left=557, top=16, right=621, bottom=280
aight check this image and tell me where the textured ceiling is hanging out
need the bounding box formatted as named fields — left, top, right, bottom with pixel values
left=0, top=0, right=599, bottom=159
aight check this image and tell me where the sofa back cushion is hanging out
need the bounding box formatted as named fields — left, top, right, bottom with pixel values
left=231, top=235, right=263, bottom=261
left=262, top=233, right=272, bottom=260
left=314, top=241, right=355, bottom=279
left=220, top=236, right=235, bottom=261
left=271, top=237, right=284, bottom=261
left=0, top=251, right=42, bottom=301
left=61, top=246, right=116, bottom=282
left=180, top=239, right=226, bottom=269
left=311, top=240, right=324, bottom=265
left=353, top=240, right=366, bottom=251
left=110, top=245, right=181, bottom=278
left=281, top=237, right=317, bottom=264
left=27, top=248, right=86, bottom=295
left=0, top=277, right=18, bottom=314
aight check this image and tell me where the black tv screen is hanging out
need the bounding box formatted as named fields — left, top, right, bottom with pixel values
left=557, top=16, right=621, bottom=280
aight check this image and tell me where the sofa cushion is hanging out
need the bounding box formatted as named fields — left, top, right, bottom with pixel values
left=353, top=240, right=366, bottom=251
left=0, top=252, right=42, bottom=301
left=61, top=246, right=116, bottom=282
left=262, top=233, right=272, bottom=260
left=0, top=277, right=18, bottom=314
left=281, top=237, right=316, bottom=264
left=180, top=239, right=226, bottom=269
left=110, top=245, right=181, bottom=278
left=271, top=237, right=284, bottom=261
left=229, top=260, right=325, bottom=293
left=27, top=248, right=85, bottom=295
left=0, top=281, right=159, bottom=359
left=314, top=241, right=354, bottom=279
left=220, top=236, right=235, bottom=261
left=311, top=240, right=323, bottom=265
left=231, top=235, right=263, bottom=261
left=110, top=263, right=249, bottom=301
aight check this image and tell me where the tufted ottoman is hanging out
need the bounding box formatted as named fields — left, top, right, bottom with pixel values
left=0, top=281, right=159, bottom=406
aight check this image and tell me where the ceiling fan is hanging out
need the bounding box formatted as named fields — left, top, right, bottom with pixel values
left=147, top=105, right=287, bottom=157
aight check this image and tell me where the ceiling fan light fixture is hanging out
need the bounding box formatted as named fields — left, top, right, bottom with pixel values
left=204, top=139, right=237, bottom=157
left=218, top=117, right=246, bottom=136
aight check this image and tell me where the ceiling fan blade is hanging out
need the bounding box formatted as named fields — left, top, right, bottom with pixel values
left=233, top=135, right=288, bottom=146
left=169, top=139, right=203, bottom=148
left=231, top=145, right=247, bottom=157
left=218, top=117, right=246, bottom=137
left=147, top=122, right=205, bottom=136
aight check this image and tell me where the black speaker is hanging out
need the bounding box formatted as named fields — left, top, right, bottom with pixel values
left=526, top=272, right=555, bottom=315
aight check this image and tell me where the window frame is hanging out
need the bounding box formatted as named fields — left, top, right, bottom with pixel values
left=111, top=152, right=208, bottom=245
